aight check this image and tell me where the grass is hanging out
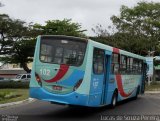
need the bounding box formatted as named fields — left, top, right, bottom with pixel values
left=0, top=89, right=29, bottom=104
left=145, top=81, right=160, bottom=91
left=0, top=82, right=159, bottom=104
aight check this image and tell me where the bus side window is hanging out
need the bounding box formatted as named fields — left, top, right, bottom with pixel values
left=111, top=53, right=119, bottom=74
left=127, top=57, right=130, bottom=74
left=93, top=48, right=104, bottom=74
left=139, top=61, right=143, bottom=74
left=137, top=60, right=142, bottom=74
left=133, top=59, right=139, bottom=74
left=130, top=58, right=133, bottom=74
left=120, top=55, right=127, bottom=74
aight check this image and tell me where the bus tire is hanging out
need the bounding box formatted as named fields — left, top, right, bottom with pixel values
left=111, top=91, right=117, bottom=108
left=134, top=86, right=140, bottom=99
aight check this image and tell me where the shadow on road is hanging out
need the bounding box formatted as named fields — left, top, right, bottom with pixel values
left=42, top=105, right=109, bottom=119
left=35, top=97, right=141, bottom=120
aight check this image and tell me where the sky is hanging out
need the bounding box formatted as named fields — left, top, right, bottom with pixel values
left=0, top=0, right=160, bottom=36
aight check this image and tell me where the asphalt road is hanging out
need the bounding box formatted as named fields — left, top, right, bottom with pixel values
left=0, top=93, right=160, bottom=121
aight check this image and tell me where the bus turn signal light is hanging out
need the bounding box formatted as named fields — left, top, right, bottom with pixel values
left=35, top=73, right=42, bottom=86
left=73, top=79, right=83, bottom=91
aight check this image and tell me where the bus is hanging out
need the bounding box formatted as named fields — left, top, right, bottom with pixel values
left=29, top=35, right=147, bottom=107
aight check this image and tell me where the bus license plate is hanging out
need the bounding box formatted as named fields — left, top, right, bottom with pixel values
left=53, top=86, right=62, bottom=91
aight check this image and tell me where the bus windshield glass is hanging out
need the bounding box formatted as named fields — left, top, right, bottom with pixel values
left=40, top=37, right=87, bottom=66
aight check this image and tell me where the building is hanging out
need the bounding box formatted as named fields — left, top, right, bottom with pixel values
left=0, top=63, right=32, bottom=79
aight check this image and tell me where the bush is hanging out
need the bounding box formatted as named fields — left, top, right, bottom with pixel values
left=0, top=81, right=29, bottom=89
left=145, top=81, right=160, bottom=91
left=0, top=92, right=21, bottom=101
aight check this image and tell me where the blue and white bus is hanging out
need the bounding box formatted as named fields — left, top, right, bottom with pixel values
left=30, top=35, right=146, bottom=107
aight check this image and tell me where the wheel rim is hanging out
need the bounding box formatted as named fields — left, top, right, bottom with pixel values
left=112, top=95, right=116, bottom=106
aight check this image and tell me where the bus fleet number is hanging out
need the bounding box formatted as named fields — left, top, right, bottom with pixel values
left=40, top=69, right=50, bottom=76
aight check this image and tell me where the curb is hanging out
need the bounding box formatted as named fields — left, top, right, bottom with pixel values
left=145, top=91, right=160, bottom=94
left=0, top=98, right=35, bottom=108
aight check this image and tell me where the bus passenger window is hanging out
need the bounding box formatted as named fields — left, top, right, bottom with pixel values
left=130, top=58, right=133, bottom=74
left=127, top=57, right=130, bottom=74
left=133, top=59, right=139, bottom=74
left=93, top=48, right=104, bottom=74
left=120, top=55, right=127, bottom=74
left=139, top=61, right=142, bottom=74
left=111, top=53, right=119, bottom=74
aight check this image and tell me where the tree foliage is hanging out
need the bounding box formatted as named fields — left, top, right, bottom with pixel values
left=112, top=2, right=160, bottom=55
left=0, top=14, right=14, bottom=55
left=0, top=14, right=36, bottom=73
left=0, top=16, right=87, bottom=73
left=33, top=19, right=86, bottom=37
left=93, top=2, right=160, bottom=56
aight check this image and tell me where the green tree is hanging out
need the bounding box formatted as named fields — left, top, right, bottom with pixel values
left=0, top=17, right=87, bottom=73
left=5, top=39, right=36, bottom=73
left=92, top=2, right=160, bottom=56
left=111, top=1, right=160, bottom=55
left=34, top=19, right=86, bottom=37
left=0, top=14, right=14, bottom=55
left=0, top=14, right=36, bottom=73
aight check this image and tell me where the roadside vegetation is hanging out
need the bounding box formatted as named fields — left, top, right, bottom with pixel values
left=0, top=89, right=29, bottom=104
left=0, top=82, right=29, bottom=104
left=145, top=82, right=160, bottom=91
left=0, top=81, right=29, bottom=89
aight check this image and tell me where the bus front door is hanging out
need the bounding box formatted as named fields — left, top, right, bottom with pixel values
left=101, top=54, right=111, bottom=105
left=92, top=48, right=111, bottom=106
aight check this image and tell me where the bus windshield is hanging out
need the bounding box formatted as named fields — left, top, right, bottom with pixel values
left=40, top=36, right=87, bottom=66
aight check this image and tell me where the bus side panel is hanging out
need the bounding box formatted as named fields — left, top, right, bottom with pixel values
left=88, top=74, right=104, bottom=107
left=75, top=41, right=92, bottom=95
left=106, top=74, right=143, bottom=105
left=122, top=75, right=140, bottom=95
left=106, top=75, right=117, bottom=104
left=115, top=75, right=142, bottom=101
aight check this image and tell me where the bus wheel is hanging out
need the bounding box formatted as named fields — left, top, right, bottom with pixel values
left=134, top=86, right=140, bottom=99
left=111, top=91, right=117, bottom=108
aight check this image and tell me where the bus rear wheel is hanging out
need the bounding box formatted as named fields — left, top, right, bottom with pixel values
left=111, top=91, right=117, bottom=108
left=134, top=86, right=140, bottom=99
